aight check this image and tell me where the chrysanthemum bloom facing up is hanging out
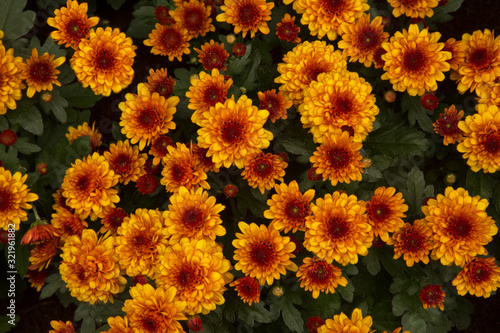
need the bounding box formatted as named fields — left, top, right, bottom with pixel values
left=258, top=89, right=292, bottom=123
left=51, top=208, right=88, bottom=242
left=299, top=70, right=379, bottom=144
left=275, top=40, right=347, bottom=105
left=165, top=186, right=225, bottom=243
left=115, top=208, right=170, bottom=278
left=264, top=180, right=315, bottom=233
left=104, top=140, right=147, bottom=185
left=145, top=68, right=176, bottom=99
left=98, top=206, right=128, bottom=235
left=28, top=238, right=59, bottom=271
left=443, top=37, right=467, bottom=72
left=387, top=220, right=433, bottom=267
left=144, top=23, right=191, bottom=61
left=170, top=0, right=215, bottom=39
left=338, top=14, right=389, bottom=68
left=453, top=29, right=500, bottom=94
left=66, top=122, right=102, bottom=150
left=457, top=104, right=500, bottom=172
left=194, top=40, right=230, bottom=71
left=230, top=276, right=261, bottom=305
left=304, top=191, right=372, bottom=265
left=317, top=308, right=373, bottom=333
left=0, top=167, right=38, bottom=230
left=432, top=105, right=465, bottom=147
left=160, top=142, right=210, bottom=193
left=365, top=186, right=408, bottom=242
left=103, top=316, right=134, bottom=333
left=419, top=284, right=445, bottom=311
left=233, top=222, right=298, bottom=286
left=59, top=229, right=127, bottom=304
left=119, top=83, right=179, bottom=150
left=21, top=220, right=59, bottom=245
left=309, top=131, right=365, bottom=186
left=186, top=69, right=233, bottom=125
left=61, top=152, right=120, bottom=220
left=26, top=268, right=49, bottom=292
left=387, top=0, right=439, bottom=18
left=197, top=96, right=273, bottom=169
left=276, top=14, right=301, bottom=43
left=296, top=257, right=347, bottom=299
left=155, top=238, right=233, bottom=315
left=149, top=135, right=174, bottom=166
left=49, top=320, right=75, bottom=333
left=241, top=152, right=287, bottom=194
left=422, top=187, right=498, bottom=266
left=70, top=27, right=136, bottom=96
left=123, top=284, right=187, bottom=333
left=47, top=0, right=99, bottom=49
left=306, top=316, right=325, bottom=333
left=452, top=257, right=500, bottom=298
left=381, top=24, right=451, bottom=96
left=476, top=82, right=500, bottom=106
left=0, top=44, right=24, bottom=115
left=216, top=0, right=274, bottom=38
left=18, top=48, right=65, bottom=98
left=294, top=0, right=368, bottom=41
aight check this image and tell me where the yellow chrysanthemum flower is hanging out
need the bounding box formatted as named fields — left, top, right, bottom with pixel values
left=318, top=308, right=373, bottom=333
left=119, top=83, right=179, bottom=150
left=476, top=82, right=500, bottom=106
left=433, top=105, right=465, bottom=146
left=123, top=284, right=187, bottom=333
left=422, top=187, right=498, bottom=267
left=299, top=70, right=379, bottom=143
left=452, top=257, right=500, bottom=298
left=387, top=0, right=439, bottom=18
left=264, top=180, right=315, bottom=233
left=103, top=316, right=134, bottom=333
left=115, top=208, right=170, bottom=278
left=155, top=238, right=233, bottom=315
left=59, top=229, right=127, bottom=304
left=381, top=24, right=451, bottom=96
left=233, top=222, right=298, bottom=286
left=70, top=27, right=136, bottom=96
left=170, top=0, right=215, bottom=39
left=66, top=122, right=102, bottom=150
left=457, top=104, right=500, bottom=173
left=47, top=0, right=99, bottom=49
left=49, top=320, right=75, bottom=333
left=241, top=152, right=287, bottom=194
left=50, top=208, right=88, bottom=242
left=304, top=191, right=372, bottom=265
left=216, top=0, right=274, bottom=38
left=0, top=167, right=38, bottom=230
left=296, top=257, right=347, bottom=299
left=61, top=152, right=120, bottom=220
left=0, top=44, right=24, bottom=115
left=443, top=37, right=467, bottom=72
left=144, top=23, right=191, bottom=61
left=386, top=220, right=433, bottom=267
left=103, top=140, right=147, bottom=185
left=197, top=95, right=273, bottom=169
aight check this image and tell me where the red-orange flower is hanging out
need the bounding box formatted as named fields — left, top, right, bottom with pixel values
left=419, top=284, right=445, bottom=311
left=230, top=276, right=261, bottom=305
left=194, top=40, right=229, bottom=71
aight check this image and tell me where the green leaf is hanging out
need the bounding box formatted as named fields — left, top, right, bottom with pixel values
left=362, top=250, right=381, bottom=276
left=61, top=83, right=102, bottom=109
left=107, top=0, right=127, bottom=10
left=466, top=169, right=494, bottom=200
left=14, top=230, right=30, bottom=277
left=235, top=301, right=273, bottom=326
left=28, top=34, right=67, bottom=59
left=281, top=299, right=304, bottom=333
left=40, top=273, right=67, bottom=299
left=39, top=89, right=68, bottom=123
left=402, top=95, right=435, bottom=133
left=338, top=280, right=354, bottom=302
left=6, top=101, right=43, bottom=135
left=280, top=138, right=315, bottom=164
left=13, top=137, right=41, bottom=155
left=403, top=165, right=434, bottom=218
left=0, top=146, right=19, bottom=172
left=0, top=0, right=35, bottom=40
left=392, top=293, right=411, bottom=316
left=431, top=0, right=465, bottom=23
left=126, top=6, right=156, bottom=39
left=402, top=313, right=427, bottom=332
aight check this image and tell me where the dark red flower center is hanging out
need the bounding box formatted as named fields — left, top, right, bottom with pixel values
left=176, top=266, right=200, bottom=289
left=0, top=189, right=13, bottom=212
left=112, top=153, right=132, bottom=175
left=469, top=47, right=491, bottom=70
left=65, top=19, right=88, bottom=39
left=183, top=7, right=205, bottom=31
left=285, top=199, right=309, bottom=221
left=260, top=95, right=281, bottom=119
left=238, top=278, right=260, bottom=297
left=152, top=135, right=173, bottom=156
left=447, top=215, right=473, bottom=239
left=483, top=132, right=500, bottom=154
left=305, top=63, right=328, bottom=82
left=253, top=158, right=273, bottom=177
left=76, top=175, right=91, bottom=192
left=203, top=85, right=226, bottom=106
left=141, top=316, right=160, bottom=332
left=276, top=21, right=299, bottom=42
left=367, top=201, right=391, bottom=223
left=401, top=228, right=426, bottom=252
left=419, top=285, right=443, bottom=305
left=356, top=27, right=380, bottom=51
left=322, top=0, right=347, bottom=15
left=138, top=107, right=160, bottom=129
left=309, top=262, right=333, bottom=284
left=171, top=164, right=187, bottom=183
left=250, top=241, right=275, bottom=266
left=94, top=49, right=115, bottom=72
left=183, top=208, right=204, bottom=228
left=435, top=114, right=460, bottom=136
left=403, top=49, right=427, bottom=72
left=200, top=47, right=227, bottom=70
left=161, top=28, right=182, bottom=50
left=332, top=96, right=354, bottom=118
left=29, top=61, right=53, bottom=84
left=153, top=79, right=174, bottom=98
left=106, top=207, right=127, bottom=231
left=136, top=174, right=159, bottom=194
left=470, top=264, right=492, bottom=283
left=195, top=146, right=214, bottom=168
left=221, top=120, right=243, bottom=144
left=134, top=233, right=152, bottom=250
left=327, top=147, right=351, bottom=169
left=327, top=217, right=349, bottom=240
left=238, top=3, right=259, bottom=26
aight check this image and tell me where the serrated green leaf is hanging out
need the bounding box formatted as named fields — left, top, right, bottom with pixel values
left=466, top=169, right=494, bottom=200
left=0, top=0, right=35, bottom=40
left=40, top=273, right=66, bottom=299
left=281, top=300, right=304, bottom=333
left=362, top=250, right=381, bottom=276
left=392, top=293, right=411, bottom=316
left=402, top=313, right=426, bottom=332
left=61, top=83, right=102, bottom=109
left=13, top=138, right=41, bottom=154
left=403, top=165, right=434, bottom=218
left=0, top=146, right=19, bottom=171
left=126, top=6, right=156, bottom=39
left=280, top=138, right=315, bottom=162
left=6, top=101, right=43, bottom=135
left=402, top=95, right=435, bottom=133
left=236, top=301, right=273, bottom=326
left=431, top=0, right=465, bottom=23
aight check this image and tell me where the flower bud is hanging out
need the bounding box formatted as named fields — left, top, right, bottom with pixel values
left=362, top=157, right=372, bottom=168
left=37, top=163, right=48, bottom=175
left=224, top=184, right=238, bottom=198
left=272, top=286, right=284, bottom=297
left=384, top=90, right=396, bottom=103
left=187, top=316, right=203, bottom=332
left=42, top=92, right=53, bottom=102
left=226, top=34, right=237, bottom=44
left=421, top=93, right=439, bottom=111
left=0, top=129, right=17, bottom=146
left=445, top=173, right=456, bottom=184
left=232, top=43, right=246, bottom=57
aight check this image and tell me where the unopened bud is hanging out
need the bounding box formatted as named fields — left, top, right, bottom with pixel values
left=224, top=184, right=238, bottom=198
left=272, top=286, right=284, bottom=297
left=226, top=34, right=237, bottom=44
left=384, top=90, right=396, bottom=103
left=37, top=163, right=48, bottom=175
left=362, top=157, right=372, bottom=168
left=232, top=43, right=246, bottom=57
left=42, top=92, right=53, bottom=103
left=445, top=173, right=456, bottom=184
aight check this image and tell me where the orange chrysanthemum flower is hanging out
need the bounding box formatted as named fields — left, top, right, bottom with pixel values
left=197, top=95, right=273, bottom=169
left=21, top=220, right=59, bottom=245
left=66, top=122, right=102, bottom=150
left=230, top=276, right=261, bottom=305
left=304, top=191, right=372, bottom=265
left=160, top=143, right=210, bottom=193
left=104, top=140, right=147, bottom=185
left=264, top=180, right=315, bottom=233
left=452, top=257, right=500, bottom=298
left=258, top=89, right=292, bottom=123
left=194, top=40, right=229, bottom=71
left=26, top=268, right=49, bottom=292
left=47, top=0, right=99, bottom=49
left=454, top=29, right=500, bottom=94
left=119, top=83, right=179, bottom=150
left=155, top=238, right=233, bottom=315
left=145, top=68, right=176, bottom=99
left=98, top=206, right=127, bottom=235
left=28, top=238, right=59, bottom=271
left=51, top=208, right=88, bottom=242
left=275, top=40, right=347, bottom=105
left=276, top=14, right=301, bottom=43
left=216, top=0, right=274, bottom=38
left=476, top=82, right=500, bottom=106
left=149, top=134, right=174, bottom=166
left=18, top=48, right=65, bottom=98
left=422, top=187, right=498, bottom=267
left=338, top=14, right=389, bottom=68
left=0, top=44, right=24, bottom=115
left=387, top=0, right=439, bottom=18
left=115, top=209, right=170, bottom=278
left=49, top=320, right=75, bottom=333
left=103, top=316, right=134, bottom=333
left=233, top=222, right=298, bottom=286
left=419, top=284, right=445, bottom=311
left=241, top=152, right=287, bottom=194
left=59, top=229, right=127, bottom=304
left=433, top=104, right=465, bottom=146
left=299, top=70, right=379, bottom=143
left=186, top=69, right=233, bottom=125
left=309, top=131, right=365, bottom=186
left=0, top=167, right=38, bottom=230
left=381, top=24, right=451, bottom=96
left=144, top=23, right=191, bottom=61
left=70, top=27, right=136, bottom=96
left=165, top=186, right=225, bottom=243
left=387, top=220, right=433, bottom=267
left=457, top=104, right=500, bottom=173
left=170, top=0, right=215, bottom=39
left=365, top=186, right=408, bottom=242
left=61, top=152, right=120, bottom=220
left=317, top=308, right=373, bottom=333
left=296, top=257, right=347, bottom=299
left=443, top=37, right=467, bottom=72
